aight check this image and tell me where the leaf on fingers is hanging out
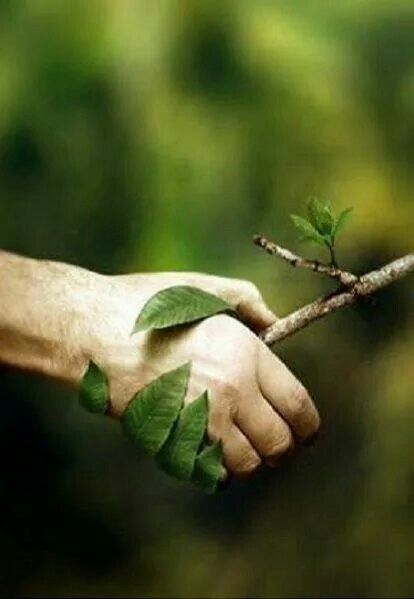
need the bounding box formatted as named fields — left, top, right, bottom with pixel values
left=79, top=361, right=109, bottom=414
left=192, top=441, right=226, bottom=493
left=133, top=285, right=235, bottom=334
left=121, top=362, right=190, bottom=456
left=157, top=391, right=209, bottom=480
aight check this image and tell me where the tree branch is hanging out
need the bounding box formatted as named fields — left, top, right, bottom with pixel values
left=254, top=239, right=414, bottom=345
left=253, top=234, right=358, bottom=286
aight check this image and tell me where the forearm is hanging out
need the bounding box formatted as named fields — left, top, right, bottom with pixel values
left=0, top=251, right=110, bottom=384
left=0, top=251, right=278, bottom=397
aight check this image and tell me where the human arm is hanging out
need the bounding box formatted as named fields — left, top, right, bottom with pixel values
left=0, top=250, right=320, bottom=477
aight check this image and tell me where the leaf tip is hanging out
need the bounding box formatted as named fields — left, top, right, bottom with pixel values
left=181, top=360, right=192, bottom=376
left=79, top=360, right=109, bottom=415
left=131, top=316, right=147, bottom=335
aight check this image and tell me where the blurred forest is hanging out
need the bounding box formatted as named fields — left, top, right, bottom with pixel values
left=0, top=1, right=413, bottom=597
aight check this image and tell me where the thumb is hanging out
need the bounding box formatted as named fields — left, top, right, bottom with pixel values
left=219, top=279, right=277, bottom=332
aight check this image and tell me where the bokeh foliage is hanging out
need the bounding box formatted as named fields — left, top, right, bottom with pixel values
left=0, top=1, right=413, bottom=596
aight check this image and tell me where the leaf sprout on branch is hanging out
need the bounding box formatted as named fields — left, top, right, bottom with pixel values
left=291, top=197, right=353, bottom=268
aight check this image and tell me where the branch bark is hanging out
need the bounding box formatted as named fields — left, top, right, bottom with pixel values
left=254, top=236, right=414, bottom=346
left=253, top=234, right=358, bottom=286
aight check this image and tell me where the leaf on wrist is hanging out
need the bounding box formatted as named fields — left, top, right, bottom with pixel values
left=121, top=362, right=190, bottom=456
left=79, top=360, right=110, bottom=415
left=157, top=391, right=209, bottom=480
left=192, top=441, right=226, bottom=494
left=133, top=285, right=235, bottom=334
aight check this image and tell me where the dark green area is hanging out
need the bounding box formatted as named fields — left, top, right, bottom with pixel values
left=120, top=361, right=223, bottom=490
left=121, top=363, right=190, bottom=456
left=157, top=391, right=209, bottom=481
left=0, top=1, right=413, bottom=596
left=193, top=442, right=226, bottom=494
left=79, top=361, right=109, bottom=415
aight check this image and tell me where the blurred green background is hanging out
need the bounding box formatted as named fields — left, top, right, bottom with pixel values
left=0, top=1, right=413, bottom=597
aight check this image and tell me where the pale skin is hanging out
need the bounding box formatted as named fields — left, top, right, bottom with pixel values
left=0, top=250, right=320, bottom=479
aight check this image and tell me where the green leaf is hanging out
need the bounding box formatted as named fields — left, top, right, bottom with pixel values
left=121, top=363, right=190, bottom=456
left=332, top=207, right=353, bottom=239
left=79, top=361, right=109, bottom=414
left=307, top=197, right=334, bottom=236
left=192, top=441, right=226, bottom=493
left=290, top=215, right=327, bottom=247
left=157, top=391, right=208, bottom=480
left=133, top=285, right=235, bottom=333
left=306, top=197, right=321, bottom=230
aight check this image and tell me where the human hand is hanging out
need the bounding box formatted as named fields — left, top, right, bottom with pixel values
left=85, top=271, right=320, bottom=479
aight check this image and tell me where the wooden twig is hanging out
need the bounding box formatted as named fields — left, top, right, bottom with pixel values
left=253, top=235, right=414, bottom=346
left=253, top=234, right=358, bottom=286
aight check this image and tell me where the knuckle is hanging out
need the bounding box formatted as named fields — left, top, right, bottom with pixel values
left=240, top=279, right=261, bottom=301
left=213, top=377, right=239, bottom=402
left=264, top=426, right=293, bottom=458
left=289, top=382, right=312, bottom=420
left=289, top=382, right=321, bottom=440
left=232, top=449, right=261, bottom=477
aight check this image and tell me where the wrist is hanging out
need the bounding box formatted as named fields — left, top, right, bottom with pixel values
left=0, top=252, right=111, bottom=384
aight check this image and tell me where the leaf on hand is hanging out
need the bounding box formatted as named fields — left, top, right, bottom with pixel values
left=290, top=215, right=327, bottom=247
left=133, top=285, right=235, bottom=334
left=192, top=441, right=226, bottom=493
left=121, top=362, right=190, bottom=456
left=157, top=391, right=208, bottom=480
left=332, top=207, right=353, bottom=238
left=307, top=197, right=334, bottom=236
left=79, top=361, right=109, bottom=414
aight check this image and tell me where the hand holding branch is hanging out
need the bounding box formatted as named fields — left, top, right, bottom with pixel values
left=0, top=198, right=412, bottom=491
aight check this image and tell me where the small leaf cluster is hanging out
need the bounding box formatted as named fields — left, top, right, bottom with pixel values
left=79, top=286, right=234, bottom=493
left=291, top=198, right=352, bottom=256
